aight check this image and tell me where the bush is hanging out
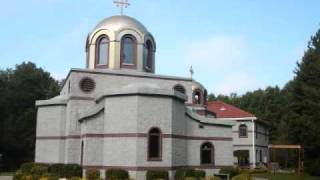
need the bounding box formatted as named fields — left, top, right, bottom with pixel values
left=305, top=158, right=320, bottom=176
left=204, top=176, right=222, bottom=180
left=68, top=177, right=81, bottom=180
left=106, top=168, right=129, bottom=180
left=61, top=164, right=82, bottom=178
left=231, top=174, right=252, bottom=180
left=193, top=170, right=205, bottom=179
left=20, top=163, right=35, bottom=174
left=146, top=170, right=169, bottom=180
left=86, top=169, right=100, bottom=180
left=13, top=170, right=24, bottom=180
left=47, top=175, right=59, bottom=180
left=21, top=175, right=33, bottom=180
left=48, top=163, right=64, bottom=177
left=185, top=177, right=197, bottom=180
left=175, top=168, right=205, bottom=180
left=31, top=165, right=48, bottom=176
left=219, top=167, right=240, bottom=178
left=175, top=168, right=187, bottom=180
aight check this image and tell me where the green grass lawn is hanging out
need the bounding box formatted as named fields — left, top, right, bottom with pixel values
left=252, top=173, right=320, bottom=180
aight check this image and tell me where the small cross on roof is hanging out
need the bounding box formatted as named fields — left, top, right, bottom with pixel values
left=113, top=0, right=130, bottom=15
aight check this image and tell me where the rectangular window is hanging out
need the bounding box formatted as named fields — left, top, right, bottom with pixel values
left=149, top=135, right=160, bottom=158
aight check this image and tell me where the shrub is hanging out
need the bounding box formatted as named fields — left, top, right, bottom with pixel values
left=86, top=169, right=100, bottom=180
left=47, top=175, right=59, bottom=180
left=193, top=170, right=205, bottom=179
left=185, top=177, right=197, bottom=180
left=31, top=165, right=48, bottom=175
left=20, top=163, right=35, bottom=174
left=146, top=170, right=169, bottom=180
left=204, top=176, right=222, bottom=180
left=175, top=168, right=205, bottom=180
left=305, top=158, right=320, bottom=176
left=231, top=174, right=252, bottom=180
left=106, top=168, right=129, bottom=180
left=69, top=177, right=81, bottom=180
left=21, top=175, right=33, bottom=180
left=219, top=167, right=240, bottom=178
left=48, top=163, right=64, bottom=177
left=61, top=164, right=82, bottom=178
left=175, top=168, right=187, bottom=180
left=13, top=170, right=24, bottom=180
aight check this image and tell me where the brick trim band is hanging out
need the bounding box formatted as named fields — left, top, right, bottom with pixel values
left=36, top=133, right=232, bottom=141
left=82, top=165, right=231, bottom=171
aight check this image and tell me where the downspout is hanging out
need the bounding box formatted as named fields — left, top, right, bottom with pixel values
left=252, top=119, right=256, bottom=168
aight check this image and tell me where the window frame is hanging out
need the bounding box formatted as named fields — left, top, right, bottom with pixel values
left=200, top=142, right=214, bottom=165
left=239, top=124, right=248, bottom=138
left=144, top=40, right=154, bottom=72
left=120, top=34, right=137, bottom=69
left=147, top=127, right=162, bottom=161
left=95, top=35, right=110, bottom=68
left=193, top=89, right=203, bottom=105
left=173, top=84, right=186, bottom=94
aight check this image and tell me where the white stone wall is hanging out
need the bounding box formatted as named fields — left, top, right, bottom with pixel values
left=35, top=105, right=66, bottom=163
left=232, top=120, right=269, bottom=167
left=66, top=69, right=205, bottom=104
left=35, top=69, right=234, bottom=180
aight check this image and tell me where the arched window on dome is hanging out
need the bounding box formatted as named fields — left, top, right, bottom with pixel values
left=203, top=89, right=208, bottom=105
left=95, top=35, right=109, bottom=68
left=144, top=40, right=153, bottom=71
left=200, top=142, right=214, bottom=165
left=193, top=89, right=202, bottom=105
left=239, top=124, right=248, bottom=138
left=121, top=35, right=137, bottom=68
left=173, top=84, right=186, bottom=94
left=148, top=127, right=162, bottom=161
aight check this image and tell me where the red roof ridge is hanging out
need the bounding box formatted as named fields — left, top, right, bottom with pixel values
left=206, top=100, right=255, bottom=118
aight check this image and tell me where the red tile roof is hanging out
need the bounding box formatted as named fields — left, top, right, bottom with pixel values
left=206, top=100, right=255, bottom=118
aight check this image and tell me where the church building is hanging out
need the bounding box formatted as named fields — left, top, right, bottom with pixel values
left=35, top=14, right=268, bottom=179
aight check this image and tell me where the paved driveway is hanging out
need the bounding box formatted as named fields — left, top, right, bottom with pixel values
left=0, top=176, right=12, bottom=180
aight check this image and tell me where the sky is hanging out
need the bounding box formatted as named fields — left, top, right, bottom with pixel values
left=0, top=0, right=319, bottom=95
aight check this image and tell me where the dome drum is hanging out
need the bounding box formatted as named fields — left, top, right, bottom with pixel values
left=86, top=16, right=156, bottom=73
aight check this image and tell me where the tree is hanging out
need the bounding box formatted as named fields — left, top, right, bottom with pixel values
left=0, top=62, right=60, bottom=170
left=288, top=29, right=320, bottom=159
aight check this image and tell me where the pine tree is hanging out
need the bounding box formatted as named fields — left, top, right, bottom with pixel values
left=288, top=29, right=320, bottom=173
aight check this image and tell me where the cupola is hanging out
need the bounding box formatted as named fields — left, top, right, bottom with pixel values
left=85, top=15, right=156, bottom=73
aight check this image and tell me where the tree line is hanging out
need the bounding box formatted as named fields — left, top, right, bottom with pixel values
left=208, top=29, right=320, bottom=175
left=0, top=29, right=319, bottom=175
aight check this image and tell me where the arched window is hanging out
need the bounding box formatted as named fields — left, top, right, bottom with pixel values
left=148, top=128, right=162, bottom=161
left=193, top=89, right=202, bottom=104
left=96, top=36, right=109, bottom=67
left=173, top=84, right=186, bottom=94
left=80, top=141, right=84, bottom=166
left=239, top=124, right=248, bottom=138
left=145, top=40, right=153, bottom=71
left=203, top=90, right=208, bottom=105
left=201, top=142, right=214, bottom=165
left=121, top=35, right=137, bottom=68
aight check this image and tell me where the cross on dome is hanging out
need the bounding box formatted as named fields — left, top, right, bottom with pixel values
left=113, top=0, right=130, bottom=15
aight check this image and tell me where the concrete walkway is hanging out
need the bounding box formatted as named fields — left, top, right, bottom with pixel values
left=0, top=176, right=13, bottom=180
